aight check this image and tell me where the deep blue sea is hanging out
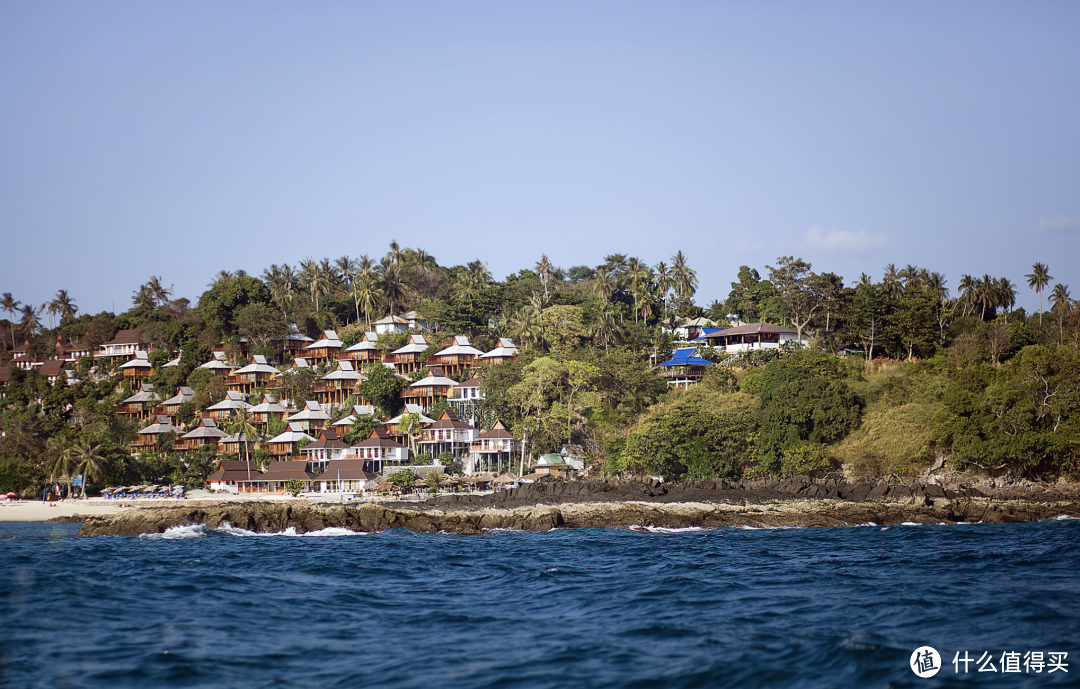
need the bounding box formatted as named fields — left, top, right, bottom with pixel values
left=1, top=519, right=1078, bottom=688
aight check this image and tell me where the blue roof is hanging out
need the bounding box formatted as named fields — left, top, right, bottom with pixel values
left=659, top=347, right=713, bottom=367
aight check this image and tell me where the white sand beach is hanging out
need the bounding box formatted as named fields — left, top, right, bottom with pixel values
left=0, top=499, right=133, bottom=522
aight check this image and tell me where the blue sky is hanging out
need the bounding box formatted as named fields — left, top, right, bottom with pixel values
left=2, top=1, right=1078, bottom=316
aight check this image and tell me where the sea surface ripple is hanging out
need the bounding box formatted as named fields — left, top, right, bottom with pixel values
left=1, top=519, right=1078, bottom=688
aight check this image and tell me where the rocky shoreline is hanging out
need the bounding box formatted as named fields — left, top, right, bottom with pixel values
left=71, top=477, right=1080, bottom=536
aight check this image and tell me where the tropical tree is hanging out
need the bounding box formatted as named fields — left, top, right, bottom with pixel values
left=1, top=292, right=21, bottom=347
left=352, top=273, right=381, bottom=331
left=1026, top=263, right=1052, bottom=324
left=69, top=440, right=106, bottom=498
left=379, top=263, right=407, bottom=317
left=44, top=437, right=77, bottom=499
left=19, top=303, right=42, bottom=337
left=225, top=407, right=260, bottom=477
left=535, top=254, right=554, bottom=300
left=766, top=256, right=827, bottom=344
left=671, top=250, right=699, bottom=305
left=51, top=290, right=78, bottom=322
left=1050, top=284, right=1073, bottom=344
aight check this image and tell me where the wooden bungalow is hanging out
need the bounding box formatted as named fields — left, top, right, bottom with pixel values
left=114, top=383, right=162, bottom=421
left=159, top=386, right=194, bottom=424
left=227, top=354, right=279, bottom=395
left=205, top=391, right=252, bottom=422
left=657, top=347, right=713, bottom=389
left=249, top=394, right=286, bottom=427
left=427, top=336, right=484, bottom=378
left=198, top=351, right=238, bottom=377
left=478, top=338, right=518, bottom=366
left=285, top=400, right=329, bottom=433
left=95, top=329, right=140, bottom=361
left=276, top=324, right=314, bottom=355
left=119, top=351, right=154, bottom=384
left=333, top=403, right=379, bottom=431
left=129, top=415, right=179, bottom=454
left=383, top=404, right=435, bottom=442
left=207, top=460, right=260, bottom=493
left=389, top=334, right=428, bottom=376
left=266, top=422, right=316, bottom=458
left=216, top=431, right=261, bottom=458
left=341, top=332, right=383, bottom=364
left=373, top=314, right=410, bottom=335
left=402, top=366, right=457, bottom=410
left=176, top=417, right=227, bottom=454
left=315, top=360, right=364, bottom=408
left=303, top=330, right=343, bottom=367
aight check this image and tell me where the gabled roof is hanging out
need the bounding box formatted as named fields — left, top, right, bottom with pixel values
left=478, top=419, right=514, bottom=440
left=119, top=351, right=153, bottom=369
left=249, top=395, right=285, bottom=414
left=162, top=352, right=183, bottom=368
left=344, top=332, right=380, bottom=352
left=306, top=331, right=342, bottom=350
left=207, top=460, right=259, bottom=482
left=267, top=422, right=316, bottom=444
left=182, top=418, right=228, bottom=440
left=318, top=459, right=378, bottom=481
left=424, top=409, right=474, bottom=431
left=322, top=361, right=363, bottom=381
left=121, top=383, right=161, bottom=404
left=303, top=428, right=350, bottom=451
left=386, top=405, right=435, bottom=425
left=291, top=358, right=311, bottom=369
left=391, top=334, right=428, bottom=355
left=698, top=322, right=799, bottom=338
left=161, top=386, right=195, bottom=406
left=659, top=347, right=713, bottom=368
left=410, top=371, right=457, bottom=388
left=102, top=330, right=138, bottom=346
left=138, top=416, right=178, bottom=435
left=280, top=324, right=314, bottom=343
left=334, top=404, right=379, bottom=427
left=352, top=428, right=406, bottom=449
left=374, top=314, right=409, bottom=325
left=234, top=355, right=279, bottom=376
left=434, top=336, right=484, bottom=358
left=480, top=338, right=518, bottom=359
left=455, top=376, right=483, bottom=389
left=200, top=351, right=237, bottom=370
left=288, top=400, right=329, bottom=421
left=206, top=391, right=252, bottom=411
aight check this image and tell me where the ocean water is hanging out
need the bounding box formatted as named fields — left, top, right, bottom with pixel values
left=1, top=520, right=1078, bottom=688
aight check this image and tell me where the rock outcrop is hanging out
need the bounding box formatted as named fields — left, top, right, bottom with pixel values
left=74, top=478, right=1080, bottom=536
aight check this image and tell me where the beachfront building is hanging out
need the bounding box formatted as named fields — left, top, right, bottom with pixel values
left=130, top=415, right=179, bottom=454
left=315, top=360, right=364, bottom=408
left=228, top=355, right=279, bottom=396
left=206, top=460, right=259, bottom=493
left=313, top=460, right=378, bottom=493
left=693, top=322, right=809, bottom=352
left=303, top=330, right=342, bottom=367
left=114, top=383, right=161, bottom=421
left=373, top=314, right=410, bottom=335
left=286, top=400, right=329, bottom=434
left=300, top=428, right=350, bottom=473
left=206, top=391, right=252, bottom=422
left=340, top=332, right=382, bottom=365
left=479, top=337, right=518, bottom=366
left=466, top=419, right=516, bottom=475
left=233, top=461, right=317, bottom=494
left=345, top=428, right=409, bottom=474
left=388, top=334, right=428, bottom=376
left=175, top=417, right=228, bottom=454
left=427, top=336, right=484, bottom=378
left=402, top=367, right=457, bottom=411
left=416, top=409, right=478, bottom=461
left=266, top=421, right=316, bottom=458
left=119, top=351, right=154, bottom=385
left=657, top=347, right=713, bottom=389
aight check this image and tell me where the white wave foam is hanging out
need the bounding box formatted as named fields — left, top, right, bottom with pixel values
left=630, top=525, right=709, bottom=533
left=302, top=527, right=367, bottom=537
left=140, top=524, right=208, bottom=539
left=1055, top=515, right=1078, bottom=520
left=900, top=522, right=923, bottom=526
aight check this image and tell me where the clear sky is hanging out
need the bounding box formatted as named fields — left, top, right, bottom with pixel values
left=2, top=1, right=1078, bottom=316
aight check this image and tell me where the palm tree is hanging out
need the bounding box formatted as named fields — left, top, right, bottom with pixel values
left=510, top=307, right=541, bottom=351
left=898, top=264, right=920, bottom=291
left=670, top=250, right=698, bottom=303
left=387, top=240, right=404, bottom=267
left=535, top=254, right=554, bottom=300
left=1, top=292, right=21, bottom=348
left=654, top=262, right=673, bottom=323
left=883, top=264, right=901, bottom=300
left=413, top=249, right=436, bottom=274
left=68, top=440, right=106, bottom=499
left=976, top=274, right=996, bottom=320
left=19, top=304, right=42, bottom=336
left=593, top=270, right=614, bottom=301
left=146, top=276, right=170, bottom=306
left=44, top=298, right=59, bottom=329
left=44, top=437, right=77, bottom=499
left=51, top=290, right=78, bottom=322
left=996, top=278, right=1016, bottom=324
left=1050, top=284, right=1072, bottom=344
left=225, top=407, right=260, bottom=478
left=353, top=273, right=380, bottom=331
left=379, top=263, right=407, bottom=317
left=958, top=275, right=975, bottom=317
left=1026, top=263, right=1052, bottom=325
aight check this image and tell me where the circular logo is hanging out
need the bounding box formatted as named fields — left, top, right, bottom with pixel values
left=910, top=646, right=941, bottom=678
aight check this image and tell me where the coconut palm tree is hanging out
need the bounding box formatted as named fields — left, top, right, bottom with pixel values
left=996, top=278, right=1016, bottom=324
left=51, top=290, right=78, bottom=322
left=69, top=440, right=106, bottom=499
left=654, top=262, right=673, bottom=323
left=588, top=303, right=621, bottom=350
left=412, top=249, right=436, bottom=274
left=387, top=240, right=404, bottom=267
left=1, top=292, right=21, bottom=348
left=1050, top=284, right=1072, bottom=344
left=352, top=273, right=380, bottom=331
left=883, top=264, right=902, bottom=300
left=957, top=275, right=975, bottom=317
left=146, top=276, right=170, bottom=306
left=225, top=407, right=260, bottom=477
left=379, top=263, right=407, bottom=318
left=1026, top=263, right=1052, bottom=325
left=535, top=254, right=554, bottom=300
left=44, top=437, right=77, bottom=499
left=19, top=304, right=42, bottom=337
left=670, top=250, right=698, bottom=303
left=593, top=270, right=614, bottom=302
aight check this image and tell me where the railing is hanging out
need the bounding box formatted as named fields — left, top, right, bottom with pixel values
left=657, top=367, right=707, bottom=379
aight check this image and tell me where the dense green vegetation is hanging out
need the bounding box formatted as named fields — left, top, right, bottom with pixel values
left=2, top=249, right=1079, bottom=495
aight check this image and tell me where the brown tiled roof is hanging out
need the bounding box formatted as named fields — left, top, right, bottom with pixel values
left=479, top=420, right=513, bottom=439
left=305, top=428, right=349, bottom=451
left=103, top=330, right=138, bottom=346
